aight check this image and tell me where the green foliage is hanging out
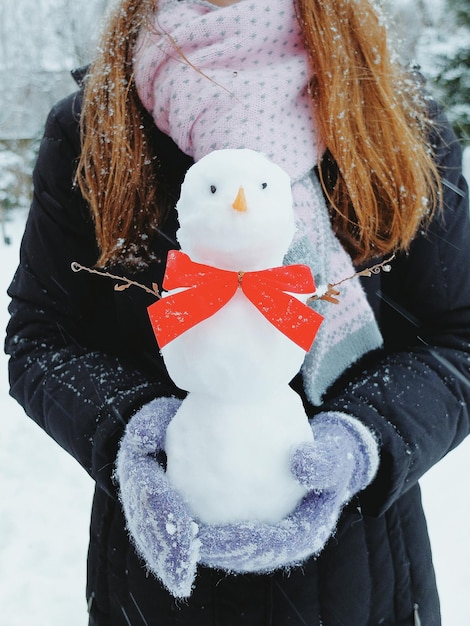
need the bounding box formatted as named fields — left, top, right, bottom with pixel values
left=430, top=0, right=470, bottom=144
left=447, top=0, right=470, bottom=26
left=435, top=51, right=470, bottom=142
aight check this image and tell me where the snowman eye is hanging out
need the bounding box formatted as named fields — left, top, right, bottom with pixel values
left=210, top=185, right=217, bottom=194
left=261, top=182, right=268, bottom=189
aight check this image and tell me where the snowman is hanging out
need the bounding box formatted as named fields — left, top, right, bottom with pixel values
left=148, top=148, right=324, bottom=525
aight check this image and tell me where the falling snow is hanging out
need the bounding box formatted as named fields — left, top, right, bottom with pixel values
left=1, top=155, right=469, bottom=622
left=0, top=0, right=469, bottom=620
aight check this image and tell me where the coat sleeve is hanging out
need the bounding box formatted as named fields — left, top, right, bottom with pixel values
left=320, top=105, right=470, bottom=516
left=4, top=93, right=177, bottom=498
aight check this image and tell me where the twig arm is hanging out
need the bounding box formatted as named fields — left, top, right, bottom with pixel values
left=71, top=262, right=161, bottom=298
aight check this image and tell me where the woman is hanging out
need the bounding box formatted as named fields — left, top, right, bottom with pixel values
left=5, top=0, right=470, bottom=624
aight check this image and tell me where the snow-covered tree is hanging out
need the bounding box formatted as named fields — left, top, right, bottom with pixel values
left=0, top=0, right=111, bottom=141
left=447, top=0, right=469, bottom=23
left=0, top=0, right=111, bottom=210
left=438, top=0, right=470, bottom=141
left=384, top=0, right=431, bottom=64
left=414, top=0, right=470, bottom=144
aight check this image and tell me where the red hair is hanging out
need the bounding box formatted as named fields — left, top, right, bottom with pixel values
left=77, top=0, right=440, bottom=267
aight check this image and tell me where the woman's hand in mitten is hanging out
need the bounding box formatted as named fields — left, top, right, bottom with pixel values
left=115, top=397, right=201, bottom=599
left=198, top=487, right=346, bottom=574
left=290, top=411, right=380, bottom=500
left=199, top=413, right=378, bottom=574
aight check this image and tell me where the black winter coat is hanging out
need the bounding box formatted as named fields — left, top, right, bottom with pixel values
left=5, top=83, right=470, bottom=626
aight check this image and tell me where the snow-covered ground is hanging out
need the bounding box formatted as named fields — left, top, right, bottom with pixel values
left=0, top=211, right=93, bottom=626
left=1, top=151, right=469, bottom=624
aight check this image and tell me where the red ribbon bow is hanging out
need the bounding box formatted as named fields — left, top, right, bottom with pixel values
left=148, top=250, right=323, bottom=352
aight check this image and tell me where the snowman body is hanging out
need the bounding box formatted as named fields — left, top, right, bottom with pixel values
left=165, top=383, right=312, bottom=525
left=160, top=149, right=318, bottom=524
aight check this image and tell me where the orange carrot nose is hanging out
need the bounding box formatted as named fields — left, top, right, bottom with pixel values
left=232, top=186, right=247, bottom=212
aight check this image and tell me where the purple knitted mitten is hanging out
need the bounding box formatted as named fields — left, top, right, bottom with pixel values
left=117, top=402, right=379, bottom=598
left=291, top=411, right=379, bottom=501
left=199, top=411, right=379, bottom=573
left=198, top=488, right=342, bottom=573
left=115, top=397, right=201, bottom=598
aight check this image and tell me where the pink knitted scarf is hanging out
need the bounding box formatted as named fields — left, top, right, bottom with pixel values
left=134, top=0, right=383, bottom=405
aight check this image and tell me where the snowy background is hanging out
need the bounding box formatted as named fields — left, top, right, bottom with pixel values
left=1, top=0, right=470, bottom=624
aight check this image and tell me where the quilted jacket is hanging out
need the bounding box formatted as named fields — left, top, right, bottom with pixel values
left=5, top=83, right=470, bottom=625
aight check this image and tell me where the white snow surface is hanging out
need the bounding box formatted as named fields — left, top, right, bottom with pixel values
left=1, top=148, right=470, bottom=623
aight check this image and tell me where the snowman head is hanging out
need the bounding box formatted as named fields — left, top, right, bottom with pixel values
left=175, top=149, right=296, bottom=271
